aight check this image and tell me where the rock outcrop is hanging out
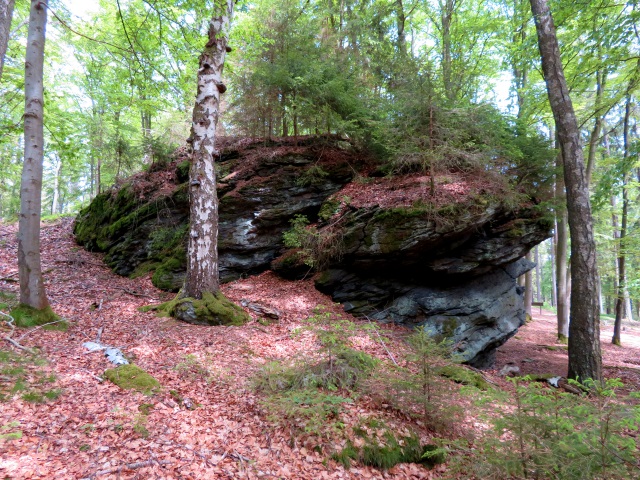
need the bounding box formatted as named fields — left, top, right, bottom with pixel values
left=74, top=135, right=553, bottom=367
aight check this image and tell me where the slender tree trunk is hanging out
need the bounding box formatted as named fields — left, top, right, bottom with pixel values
left=524, top=251, right=533, bottom=316
left=535, top=245, right=541, bottom=302
left=18, top=0, right=49, bottom=310
left=555, top=148, right=569, bottom=341
left=440, top=0, right=454, bottom=101
left=585, top=68, right=606, bottom=187
left=50, top=155, right=61, bottom=215
left=550, top=237, right=556, bottom=307
left=0, top=0, right=15, bottom=81
left=183, top=0, right=234, bottom=299
left=531, top=0, right=602, bottom=381
left=395, top=0, right=407, bottom=57
left=613, top=96, right=632, bottom=345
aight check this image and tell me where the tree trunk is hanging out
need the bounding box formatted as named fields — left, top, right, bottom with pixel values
left=530, top=0, right=602, bottom=381
left=50, top=155, right=61, bottom=215
left=550, top=237, right=556, bottom=307
left=555, top=147, right=569, bottom=341
left=613, top=96, right=632, bottom=345
left=524, top=251, right=533, bottom=316
left=585, top=68, right=606, bottom=187
left=0, top=0, right=15, bottom=81
left=395, top=0, right=407, bottom=57
left=535, top=245, right=541, bottom=302
left=18, top=0, right=49, bottom=310
left=183, top=0, right=234, bottom=299
left=440, top=0, right=454, bottom=101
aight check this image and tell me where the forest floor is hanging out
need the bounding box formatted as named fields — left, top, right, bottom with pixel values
left=1, top=218, right=639, bottom=479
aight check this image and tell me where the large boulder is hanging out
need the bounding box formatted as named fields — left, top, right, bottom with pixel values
left=74, top=135, right=553, bottom=367
left=74, top=136, right=362, bottom=288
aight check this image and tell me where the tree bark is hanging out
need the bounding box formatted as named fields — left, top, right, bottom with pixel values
left=183, top=0, right=234, bottom=299
left=0, top=0, right=15, bottom=81
left=555, top=149, right=569, bottom=341
left=530, top=0, right=602, bottom=381
left=18, top=0, right=49, bottom=310
left=613, top=95, right=632, bottom=345
left=524, top=251, right=533, bottom=316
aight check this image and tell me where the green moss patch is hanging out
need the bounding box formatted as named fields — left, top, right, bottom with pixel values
left=9, top=305, right=66, bottom=330
left=151, top=257, right=185, bottom=291
left=0, top=349, right=59, bottom=403
left=104, top=364, right=161, bottom=395
left=438, top=364, right=492, bottom=390
left=154, top=291, right=250, bottom=326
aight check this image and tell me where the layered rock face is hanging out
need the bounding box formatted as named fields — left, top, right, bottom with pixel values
left=74, top=136, right=552, bottom=367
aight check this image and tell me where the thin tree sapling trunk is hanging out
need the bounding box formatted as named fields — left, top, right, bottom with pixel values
left=0, top=0, right=15, bottom=81
left=18, top=0, right=50, bottom=311
left=613, top=96, right=632, bottom=345
left=530, top=0, right=602, bottom=382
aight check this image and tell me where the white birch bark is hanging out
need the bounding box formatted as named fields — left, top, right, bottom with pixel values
left=183, top=0, right=234, bottom=299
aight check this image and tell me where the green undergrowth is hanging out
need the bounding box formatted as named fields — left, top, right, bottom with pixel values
left=146, top=291, right=250, bottom=326
left=332, top=426, right=446, bottom=470
left=448, top=377, right=640, bottom=479
left=0, top=349, right=61, bottom=404
left=254, top=307, right=378, bottom=439
left=104, top=364, right=161, bottom=395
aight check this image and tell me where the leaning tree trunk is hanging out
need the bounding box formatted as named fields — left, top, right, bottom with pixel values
left=0, top=0, right=15, bottom=81
left=530, top=0, right=602, bottom=382
left=18, top=0, right=49, bottom=310
left=183, top=0, right=234, bottom=299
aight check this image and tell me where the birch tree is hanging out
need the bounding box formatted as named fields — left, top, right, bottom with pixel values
left=530, top=0, right=602, bottom=382
left=166, top=0, right=248, bottom=325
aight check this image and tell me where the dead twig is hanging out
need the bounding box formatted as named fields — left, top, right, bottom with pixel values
left=113, top=287, right=160, bottom=300
left=0, top=311, right=36, bottom=354
left=0, top=271, right=18, bottom=282
left=363, top=313, right=399, bottom=367
left=17, top=319, right=67, bottom=341
left=82, top=459, right=172, bottom=479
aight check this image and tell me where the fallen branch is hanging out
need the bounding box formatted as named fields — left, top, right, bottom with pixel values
left=55, top=259, right=105, bottom=268
left=82, top=459, right=172, bottom=479
left=0, top=311, right=36, bottom=354
left=0, top=271, right=18, bottom=283
left=17, top=319, right=67, bottom=341
left=363, top=314, right=399, bottom=367
left=112, top=287, right=160, bottom=300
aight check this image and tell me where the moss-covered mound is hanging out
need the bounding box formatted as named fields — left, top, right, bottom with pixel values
left=155, top=291, right=250, bottom=326
left=104, top=364, right=161, bottom=395
left=9, top=305, right=66, bottom=330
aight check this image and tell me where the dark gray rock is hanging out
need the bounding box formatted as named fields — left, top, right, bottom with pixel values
left=316, top=258, right=536, bottom=368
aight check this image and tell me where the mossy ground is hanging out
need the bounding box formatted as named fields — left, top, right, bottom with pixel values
left=148, top=291, right=250, bottom=326
left=104, top=364, right=161, bottom=395
left=0, top=349, right=61, bottom=403
left=9, top=305, right=67, bottom=330
left=437, top=364, right=492, bottom=390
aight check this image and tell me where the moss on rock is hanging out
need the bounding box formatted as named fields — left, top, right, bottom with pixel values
left=151, top=257, right=185, bottom=291
left=104, top=364, right=161, bottom=395
left=156, top=291, right=250, bottom=326
left=438, top=364, right=492, bottom=390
